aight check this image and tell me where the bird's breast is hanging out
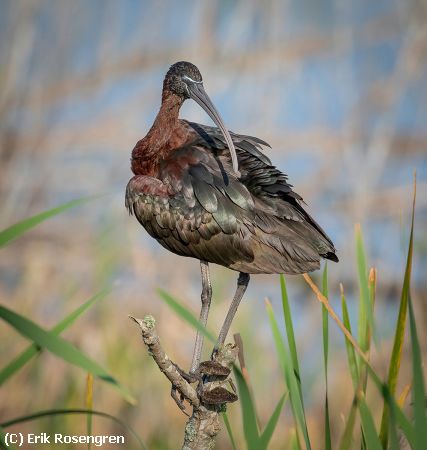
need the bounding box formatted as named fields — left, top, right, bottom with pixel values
left=125, top=174, right=203, bottom=240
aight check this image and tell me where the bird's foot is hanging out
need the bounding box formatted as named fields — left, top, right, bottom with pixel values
left=196, top=359, right=238, bottom=405
left=199, top=385, right=238, bottom=405
left=173, top=363, right=200, bottom=383
left=170, top=362, right=200, bottom=413
left=198, top=360, right=231, bottom=378
left=170, top=387, right=189, bottom=416
left=170, top=360, right=238, bottom=412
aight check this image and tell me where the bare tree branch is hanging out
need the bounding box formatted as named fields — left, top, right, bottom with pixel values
left=130, top=314, right=239, bottom=450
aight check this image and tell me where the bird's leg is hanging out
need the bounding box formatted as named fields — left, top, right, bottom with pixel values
left=171, top=261, right=214, bottom=411
left=190, top=260, right=212, bottom=374
left=215, top=272, right=250, bottom=350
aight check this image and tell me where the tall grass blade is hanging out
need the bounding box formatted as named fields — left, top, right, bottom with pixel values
left=234, top=367, right=260, bottom=450
left=304, top=275, right=416, bottom=448
left=322, top=264, right=332, bottom=450
left=0, top=304, right=135, bottom=404
left=0, top=288, right=111, bottom=385
left=280, top=272, right=305, bottom=447
left=383, top=386, right=416, bottom=449
left=280, top=275, right=301, bottom=386
left=379, top=174, right=416, bottom=449
left=157, top=289, right=215, bottom=343
left=355, top=224, right=376, bottom=353
left=266, top=299, right=311, bottom=450
left=338, top=396, right=358, bottom=450
left=222, top=412, right=237, bottom=450
left=408, top=295, right=427, bottom=450
left=259, top=394, right=287, bottom=449
left=303, top=274, right=366, bottom=366
left=86, top=373, right=94, bottom=450
left=265, top=299, right=286, bottom=373
left=361, top=268, right=376, bottom=386
left=360, top=268, right=376, bottom=450
left=340, top=284, right=359, bottom=388
left=387, top=403, right=400, bottom=450
left=0, top=197, right=96, bottom=248
left=322, top=265, right=329, bottom=372
left=358, top=399, right=382, bottom=450
left=290, top=431, right=300, bottom=450
left=0, top=409, right=147, bottom=450
left=233, top=332, right=261, bottom=428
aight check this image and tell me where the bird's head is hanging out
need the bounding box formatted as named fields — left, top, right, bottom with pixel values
left=163, top=61, right=239, bottom=176
left=164, top=61, right=202, bottom=98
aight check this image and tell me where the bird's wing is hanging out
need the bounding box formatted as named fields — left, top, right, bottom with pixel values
left=183, top=120, right=338, bottom=261
left=126, top=145, right=256, bottom=267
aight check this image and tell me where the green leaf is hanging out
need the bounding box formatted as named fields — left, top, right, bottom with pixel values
left=0, top=304, right=135, bottom=404
left=280, top=275, right=301, bottom=382
left=266, top=299, right=287, bottom=375
left=0, top=409, right=147, bottom=450
left=290, top=431, right=300, bottom=450
left=86, top=373, right=94, bottom=450
left=322, top=265, right=329, bottom=371
left=339, top=284, right=416, bottom=448
left=259, top=394, right=287, bottom=449
left=358, top=399, right=382, bottom=450
left=379, top=177, right=416, bottom=449
left=0, top=288, right=111, bottom=385
left=387, top=400, right=401, bottom=450
left=401, top=175, right=425, bottom=450
left=322, top=264, right=332, bottom=450
left=360, top=348, right=416, bottom=448
left=340, top=286, right=359, bottom=388
left=338, top=396, right=358, bottom=450
left=355, top=224, right=376, bottom=354
left=0, top=197, right=97, bottom=248
left=280, top=274, right=305, bottom=416
left=157, top=289, right=215, bottom=343
left=222, top=412, right=237, bottom=450
left=266, top=299, right=311, bottom=450
left=408, top=295, right=427, bottom=450
left=234, top=367, right=260, bottom=450
left=307, top=277, right=415, bottom=448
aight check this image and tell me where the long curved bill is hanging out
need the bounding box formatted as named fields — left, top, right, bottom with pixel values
left=188, top=82, right=239, bottom=176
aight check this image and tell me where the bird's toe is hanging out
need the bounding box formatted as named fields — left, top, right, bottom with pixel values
left=170, top=387, right=189, bottom=415
left=199, top=386, right=238, bottom=405
left=198, top=360, right=231, bottom=378
left=173, top=362, right=200, bottom=383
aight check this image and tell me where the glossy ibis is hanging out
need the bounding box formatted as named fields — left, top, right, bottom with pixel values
left=126, top=61, right=338, bottom=379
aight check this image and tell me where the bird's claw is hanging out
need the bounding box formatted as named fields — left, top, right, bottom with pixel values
left=170, top=386, right=189, bottom=416
left=199, top=386, right=238, bottom=405
left=170, top=360, right=237, bottom=412
left=198, top=360, right=231, bottom=377
left=196, top=359, right=238, bottom=405
left=169, top=362, right=199, bottom=415
left=173, top=362, right=200, bottom=383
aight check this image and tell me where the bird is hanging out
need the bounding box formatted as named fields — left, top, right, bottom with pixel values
left=126, top=61, right=338, bottom=383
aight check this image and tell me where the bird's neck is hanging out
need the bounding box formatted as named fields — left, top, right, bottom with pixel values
left=131, top=93, right=184, bottom=175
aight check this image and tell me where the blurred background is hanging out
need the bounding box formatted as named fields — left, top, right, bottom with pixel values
left=0, top=0, right=426, bottom=448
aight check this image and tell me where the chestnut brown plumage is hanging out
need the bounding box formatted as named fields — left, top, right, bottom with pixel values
left=126, top=61, right=338, bottom=377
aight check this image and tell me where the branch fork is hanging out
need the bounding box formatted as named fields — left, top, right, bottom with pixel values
left=130, top=314, right=238, bottom=450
